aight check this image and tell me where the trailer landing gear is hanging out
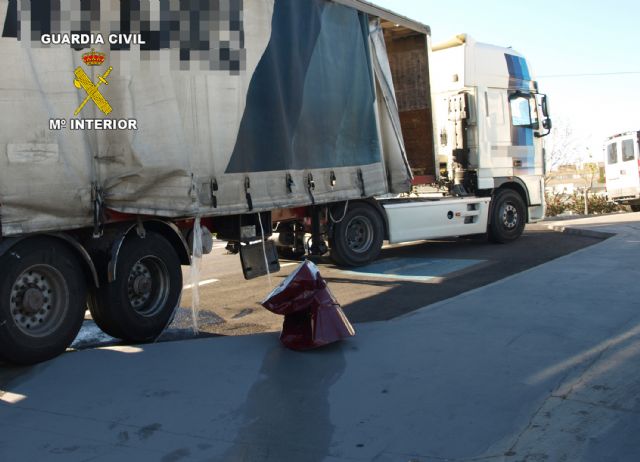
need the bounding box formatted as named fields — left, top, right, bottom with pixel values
left=275, top=222, right=306, bottom=260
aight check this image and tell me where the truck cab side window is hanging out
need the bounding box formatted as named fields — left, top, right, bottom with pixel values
left=509, top=94, right=535, bottom=127
left=622, top=139, right=635, bottom=161
left=607, top=143, right=618, bottom=164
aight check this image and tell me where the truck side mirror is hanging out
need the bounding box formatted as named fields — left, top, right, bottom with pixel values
left=535, top=94, right=552, bottom=138
left=541, top=94, right=550, bottom=117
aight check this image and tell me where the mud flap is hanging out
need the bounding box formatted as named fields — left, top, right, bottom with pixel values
left=240, top=240, right=280, bottom=280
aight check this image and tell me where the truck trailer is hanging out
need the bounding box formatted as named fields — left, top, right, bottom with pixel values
left=0, top=0, right=551, bottom=364
left=604, top=131, right=640, bottom=211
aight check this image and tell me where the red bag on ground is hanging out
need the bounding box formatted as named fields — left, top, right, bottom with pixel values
left=262, top=260, right=355, bottom=350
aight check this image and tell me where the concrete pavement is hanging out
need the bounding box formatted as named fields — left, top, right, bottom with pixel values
left=1, top=213, right=639, bottom=461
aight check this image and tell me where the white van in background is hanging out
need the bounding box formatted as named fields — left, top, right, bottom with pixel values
left=605, top=131, right=640, bottom=211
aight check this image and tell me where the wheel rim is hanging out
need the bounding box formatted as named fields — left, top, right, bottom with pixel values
left=9, top=265, right=69, bottom=337
left=345, top=216, right=374, bottom=254
left=501, top=203, right=519, bottom=230
left=126, top=256, right=170, bottom=317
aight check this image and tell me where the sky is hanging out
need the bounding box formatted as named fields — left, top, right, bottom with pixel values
left=373, top=0, right=640, bottom=164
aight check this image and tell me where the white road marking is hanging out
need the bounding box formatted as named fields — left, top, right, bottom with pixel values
left=183, top=278, right=219, bottom=290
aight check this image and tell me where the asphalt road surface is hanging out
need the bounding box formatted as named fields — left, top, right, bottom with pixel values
left=0, top=223, right=606, bottom=371
left=146, top=223, right=605, bottom=342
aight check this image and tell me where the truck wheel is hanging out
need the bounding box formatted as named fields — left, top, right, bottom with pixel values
left=90, top=233, right=182, bottom=342
left=0, top=238, right=87, bottom=365
left=489, top=189, right=526, bottom=243
left=330, top=203, right=384, bottom=267
left=630, top=205, right=640, bottom=212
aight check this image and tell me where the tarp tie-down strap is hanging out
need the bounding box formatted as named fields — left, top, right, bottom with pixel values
left=307, top=173, right=316, bottom=205
left=210, top=178, right=218, bottom=209
left=92, top=183, right=105, bottom=238
left=286, top=173, right=295, bottom=194
left=357, top=169, right=366, bottom=197
left=244, top=177, right=253, bottom=211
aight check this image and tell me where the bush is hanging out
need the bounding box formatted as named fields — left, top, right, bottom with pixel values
left=545, top=193, right=567, bottom=217
left=544, top=192, right=624, bottom=217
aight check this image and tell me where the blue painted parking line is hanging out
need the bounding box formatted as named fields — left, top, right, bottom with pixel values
left=340, top=257, right=486, bottom=282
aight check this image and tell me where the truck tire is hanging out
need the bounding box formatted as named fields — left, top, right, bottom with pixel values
left=330, top=203, right=384, bottom=267
left=0, top=238, right=87, bottom=365
left=89, top=232, right=182, bottom=342
left=630, top=205, right=640, bottom=212
left=489, top=189, right=526, bottom=243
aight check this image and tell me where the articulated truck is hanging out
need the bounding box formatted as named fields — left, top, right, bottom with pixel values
left=0, top=0, right=551, bottom=364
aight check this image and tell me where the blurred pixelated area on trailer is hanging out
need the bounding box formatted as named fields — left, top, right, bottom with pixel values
left=2, top=0, right=246, bottom=72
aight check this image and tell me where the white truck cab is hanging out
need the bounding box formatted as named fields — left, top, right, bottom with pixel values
left=430, top=34, right=551, bottom=223
left=343, top=30, right=552, bottom=255
left=604, top=131, right=640, bottom=211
